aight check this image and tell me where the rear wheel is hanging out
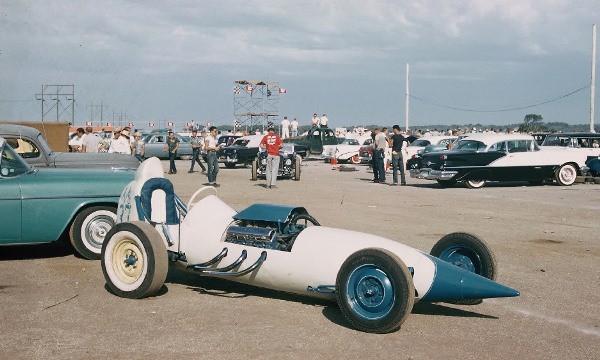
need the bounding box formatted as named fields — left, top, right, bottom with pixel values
left=224, top=163, right=236, bottom=169
left=101, top=221, right=168, bottom=299
left=336, top=248, right=415, bottom=333
left=430, top=232, right=497, bottom=305
left=69, top=206, right=117, bottom=260
left=351, top=154, right=361, bottom=164
left=465, top=179, right=485, bottom=189
left=555, top=164, right=577, bottom=186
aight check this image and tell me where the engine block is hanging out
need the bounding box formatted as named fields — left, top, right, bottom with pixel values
left=224, top=225, right=278, bottom=249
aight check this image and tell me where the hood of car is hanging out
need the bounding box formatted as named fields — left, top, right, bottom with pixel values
left=50, top=152, right=140, bottom=169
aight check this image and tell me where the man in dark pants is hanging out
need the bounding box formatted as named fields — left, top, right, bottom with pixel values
left=164, top=130, right=179, bottom=174
left=373, top=127, right=387, bottom=183
left=390, top=125, right=407, bottom=185
left=370, top=131, right=379, bottom=182
left=188, top=129, right=207, bottom=173
left=204, top=126, right=221, bottom=187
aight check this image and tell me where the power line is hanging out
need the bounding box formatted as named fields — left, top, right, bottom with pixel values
left=409, top=83, right=591, bottom=113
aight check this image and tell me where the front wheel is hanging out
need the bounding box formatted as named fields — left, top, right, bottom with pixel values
left=555, top=164, right=577, bottom=186
left=69, top=206, right=117, bottom=260
left=101, top=221, right=168, bottom=299
left=430, top=232, right=497, bottom=305
left=336, top=248, right=415, bottom=333
left=465, top=179, right=486, bottom=189
left=350, top=154, right=361, bottom=164
left=294, top=155, right=301, bottom=181
left=251, top=158, right=258, bottom=181
left=224, top=163, right=236, bottom=169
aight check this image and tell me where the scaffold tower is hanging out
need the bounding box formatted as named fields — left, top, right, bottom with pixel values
left=233, top=80, right=280, bottom=132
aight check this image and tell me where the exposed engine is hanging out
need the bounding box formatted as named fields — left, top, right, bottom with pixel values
left=223, top=219, right=304, bottom=252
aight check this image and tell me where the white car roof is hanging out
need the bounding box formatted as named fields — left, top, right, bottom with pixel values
left=234, top=134, right=264, bottom=147
left=459, top=133, right=535, bottom=145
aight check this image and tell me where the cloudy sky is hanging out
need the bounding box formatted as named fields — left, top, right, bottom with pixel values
left=0, top=0, right=598, bottom=129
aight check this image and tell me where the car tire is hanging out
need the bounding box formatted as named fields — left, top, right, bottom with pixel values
left=465, top=179, right=485, bottom=189
left=251, top=158, right=258, bottom=181
left=224, top=163, right=236, bottom=169
left=350, top=154, right=361, bottom=164
left=101, top=221, right=168, bottom=299
left=294, top=155, right=302, bottom=181
left=436, top=179, right=456, bottom=188
left=555, top=163, right=577, bottom=186
left=336, top=248, right=415, bottom=334
left=69, top=206, right=117, bottom=260
left=430, top=232, right=497, bottom=305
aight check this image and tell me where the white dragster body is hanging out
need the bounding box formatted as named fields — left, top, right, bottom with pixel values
left=105, top=157, right=519, bottom=333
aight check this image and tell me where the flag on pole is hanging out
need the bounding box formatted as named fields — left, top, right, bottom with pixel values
left=167, top=122, right=174, bottom=127
left=106, top=122, right=112, bottom=127
left=245, top=85, right=254, bottom=92
left=85, top=121, right=92, bottom=126
left=128, top=122, right=134, bottom=127
left=148, top=122, right=155, bottom=128
left=233, top=86, right=241, bottom=94
left=279, top=88, right=287, bottom=94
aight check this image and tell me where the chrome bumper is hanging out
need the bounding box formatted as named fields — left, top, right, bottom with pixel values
left=410, top=168, right=457, bottom=181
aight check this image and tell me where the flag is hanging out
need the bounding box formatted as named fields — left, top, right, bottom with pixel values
left=234, top=120, right=241, bottom=128
left=148, top=122, right=155, bottom=128
left=233, top=86, right=241, bottom=94
left=106, top=122, right=112, bottom=126
left=85, top=121, right=92, bottom=126
left=245, top=85, right=254, bottom=92
left=279, top=88, right=287, bottom=94
left=128, top=122, right=134, bottom=127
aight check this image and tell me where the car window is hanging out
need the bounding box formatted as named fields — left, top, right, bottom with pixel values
left=0, top=142, right=32, bottom=177
left=410, top=139, right=431, bottom=147
left=488, top=141, right=506, bottom=152
left=437, top=138, right=454, bottom=145
left=313, top=130, right=320, bottom=136
left=154, top=136, right=165, bottom=143
left=8, top=138, right=40, bottom=158
left=454, top=140, right=486, bottom=152
left=507, top=140, right=529, bottom=153
left=343, top=139, right=359, bottom=145
left=363, top=138, right=373, bottom=145
left=233, top=139, right=250, bottom=146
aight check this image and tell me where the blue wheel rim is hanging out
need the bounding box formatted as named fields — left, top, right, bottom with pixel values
left=438, top=245, right=481, bottom=274
left=345, top=264, right=395, bottom=320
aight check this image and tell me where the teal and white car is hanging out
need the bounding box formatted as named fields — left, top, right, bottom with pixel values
left=0, top=136, right=135, bottom=259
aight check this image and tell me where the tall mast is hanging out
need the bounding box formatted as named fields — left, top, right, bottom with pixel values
left=591, top=24, right=597, bottom=132
left=405, top=63, right=410, bottom=132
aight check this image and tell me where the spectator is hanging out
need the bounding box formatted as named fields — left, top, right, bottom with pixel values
left=204, top=126, right=221, bottom=187
left=311, top=113, right=320, bottom=127
left=163, top=130, right=179, bottom=174
left=281, top=116, right=290, bottom=139
left=260, top=126, right=283, bottom=189
left=188, top=129, right=207, bottom=173
left=108, top=129, right=132, bottom=154
left=132, top=132, right=145, bottom=161
left=290, top=118, right=299, bottom=137
left=81, top=127, right=102, bottom=153
left=390, top=125, right=407, bottom=186
left=74, top=127, right=85, bottom=152
left=373, top=127, right=387, bottom=183
left=320, top=114, right=329, bottom=128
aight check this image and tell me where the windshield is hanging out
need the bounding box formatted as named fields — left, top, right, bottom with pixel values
left=542, top=135, right=570, bottom=147
left=454, top=140, right=487, bottom=152
left=409, top=139, right=431, bottom=147
left=342, top=139, right=359, bottom=145
left=1, top=141, right=33, bottom=177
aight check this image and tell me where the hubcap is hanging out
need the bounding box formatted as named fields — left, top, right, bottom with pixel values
left=346, top=265, right=395, bottom=320
left=85, top=213, right=115, bottom=249
left=560, top=167, right=576, bottom=184
left=439, top=245, right=480, bottom=274
left=112, top=238, right=145, bottom=284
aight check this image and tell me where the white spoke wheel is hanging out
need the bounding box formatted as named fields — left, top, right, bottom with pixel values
left=350, top=154, right=361, bottom=164
left=69, top=206, right=117, bottom=260
left=101, top=221, right=168, bottom=299
left=555, top=163, right=577, bottom=186
left=465, top=179, right=485, bottom=189
left=336, top=248, right=414, bottom=333
left=430, top=232, right=497, bottom=305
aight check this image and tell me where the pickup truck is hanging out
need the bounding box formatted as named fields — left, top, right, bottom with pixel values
left=0, top=124, right=140, bottom=169
left=283, top=125, right=337, bottom=155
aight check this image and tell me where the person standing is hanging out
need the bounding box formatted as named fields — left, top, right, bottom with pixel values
left=260, top=126, right=283, bottom=189
left=132, top=132, right=145, bottom=161
left=188, top=129, right=207, bottom=173
left=163, top=130, right=179, bottom=174
left=108, top=129, right=132, bottom=154
left=290, top=118, right=299, bottom=137
left=280, top=116, right=290, bottom=139
left=82, top=127, right=102, bottom=153
left=374, top=127, right=387, bottom=183
left=390, top=125, right=407, bottom=186
left=311, top=113, right=320, bottom=127
left=320, top=114, right=329, bottom=128
left=204, top=126, right=221, bottom=187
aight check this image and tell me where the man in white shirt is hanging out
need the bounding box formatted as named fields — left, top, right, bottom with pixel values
left=290, top=118, right=299, bottom=137
left=311, top=113, right=320, bottom=127
left=280, top=116, right=290, bottom=139
left=373, top=128, right=387, bottom=183
left=108, top=129, right=131, bottom=154
left=319, top=114, right=329, bottom=128
left=82, top=127, right=103, bottom=153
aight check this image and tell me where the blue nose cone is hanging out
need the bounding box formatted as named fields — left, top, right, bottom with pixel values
left=421, top=255, right=520, bottom=302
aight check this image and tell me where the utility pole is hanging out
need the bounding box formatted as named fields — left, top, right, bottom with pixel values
left=35, top=85, right=74, bottom=123
left=405, top=63, right=410, bottom=132
left=86, top=101, right=108, bottom=125
left=591, top=24, right=597, bottom=132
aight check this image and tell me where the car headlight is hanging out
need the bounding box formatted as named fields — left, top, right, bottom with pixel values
left=261, top=159, right=267, bottom=165
left=285, top=159, right=292, bottom=165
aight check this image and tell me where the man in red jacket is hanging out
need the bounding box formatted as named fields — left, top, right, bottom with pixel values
left=260, top=127, right=283, bottom=189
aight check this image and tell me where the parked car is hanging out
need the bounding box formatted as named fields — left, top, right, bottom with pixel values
left=409, top=133, right=588, bottom=188
left=284, top=125, right=337, bottom=155
left=251, top=144, right=302, bottom=181
left=218, top=134, right=242, bottom=147
left=0, top=124, right=140, bottom=169
left=405, top=135, right=457, bottom=161
left=285, top=142, right=310, bottom=159
left=0, top=136, right=135, bottom=259
left=323, top=136, right=374, bottom=164
left=141, top=132, right=193, bottom=160
left=100, top=158, right=519, bottom=333
left=217, top=135, right=263, bottom=168
left=541, top=132, right=600, bottom=163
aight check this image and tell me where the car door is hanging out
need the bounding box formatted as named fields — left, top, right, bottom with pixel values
left=0, top=149, right=23, bottom=243
left=503, top=140, right=545, bottom=181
